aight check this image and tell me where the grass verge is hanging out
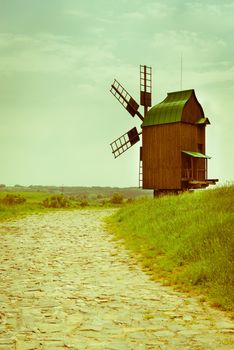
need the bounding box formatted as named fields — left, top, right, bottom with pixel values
left=106, top=184, right=234, bottom=314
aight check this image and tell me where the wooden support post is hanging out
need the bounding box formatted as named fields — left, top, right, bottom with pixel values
left=191, top=158, right=193, bottom=179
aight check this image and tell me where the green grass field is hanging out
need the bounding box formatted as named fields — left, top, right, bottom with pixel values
left=107, top=184, right=234, bottom=313
left=0, top=192, right=52, bottom=221
left=0, top=191, right=124, bottom=221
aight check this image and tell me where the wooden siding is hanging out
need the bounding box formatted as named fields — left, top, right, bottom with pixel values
left=180, top=123, right=198, bottom=150
left=182, top=93, right=204, bottom=124
left=197, top=126, right=206, bottom=181
left=197, top=126, right=205, bottom=148
left=180, top=123, right=205, bottom=153
left=142, top=123, right=181, bottom=190
left=142, top=122, right=207, bottom=190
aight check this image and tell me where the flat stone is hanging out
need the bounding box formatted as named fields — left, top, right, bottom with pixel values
left=154, top=330, right=175, bottom=337
left=0, top=210, right=233, bottom=350
left=216, top=321, right=234, bottom=329
left=38, top=323, right=64, bottom=333
left=178, top=329, right=200, bottom=336
left=168, top=324, right=186, bottom=332
left=80, top=326, right=102, bottom=332
left=0, top=346, right=15, bottom=350
left=0, top=338, right=15, bottom=345
left=183, top=315, right=193, bottom=321
left=220, top=329, right=234, bottom=334
left=15, top=340, right=40, bottom=350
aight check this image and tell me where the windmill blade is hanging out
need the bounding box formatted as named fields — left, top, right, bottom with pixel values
left=140, top=65, right=152, bottom=117
left=110, top=127, right=141, bottom=158
left=110, top=80, right=144, bottom=121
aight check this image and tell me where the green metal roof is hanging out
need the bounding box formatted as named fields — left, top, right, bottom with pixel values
left=142, top=89, right=194, bottom=127
left=182, top=151, right=211, bottom=159
left=196, top=117, right=210, bottom=125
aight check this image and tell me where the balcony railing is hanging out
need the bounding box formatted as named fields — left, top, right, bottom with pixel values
left=182, top=168, right=207, bottom=181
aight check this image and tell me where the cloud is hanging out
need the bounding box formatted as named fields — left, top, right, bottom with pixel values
left=65, top=9, right=90, bottom=18
left=185, top=0, right=234, bottom=14
left=120, top=2, right=174, bottom=21
left=122, top=11, right=145, bottom=20
left=0, top=32, right=118, bottom=78
left=0, top=33, right=75, bottom=73
left=0, top=0, right=233, bottom=186
left=150, top=29, right=233, bottom=71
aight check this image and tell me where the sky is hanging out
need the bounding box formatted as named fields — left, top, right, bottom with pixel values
left=0, top=0, right=233, bottom=187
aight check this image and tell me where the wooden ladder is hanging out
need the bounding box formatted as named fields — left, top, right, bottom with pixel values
left=139, top=160, right=143, bottom=188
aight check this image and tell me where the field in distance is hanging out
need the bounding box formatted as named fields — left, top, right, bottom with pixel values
left=0, top=184, right=151, bottom=199
left=0, top=185, right=151, bottom=221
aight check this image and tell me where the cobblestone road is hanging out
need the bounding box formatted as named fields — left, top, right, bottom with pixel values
left=0, top=210, right=233, bottom=350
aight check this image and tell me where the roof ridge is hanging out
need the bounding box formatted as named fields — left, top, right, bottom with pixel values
left=142, top=89, right=195, bottom=127
left=167, top=89, right=194, bottom=95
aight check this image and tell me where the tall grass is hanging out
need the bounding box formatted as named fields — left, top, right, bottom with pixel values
left=107, top=184, right=234, bottom=312
left=0, top=192, right=52, bottom=221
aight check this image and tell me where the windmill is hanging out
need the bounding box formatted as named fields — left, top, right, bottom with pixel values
left=109, top=65, right=218, bottom=196
left=110, top=65, right=152, bottom=159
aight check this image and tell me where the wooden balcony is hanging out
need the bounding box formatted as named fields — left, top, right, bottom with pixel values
left=181, top=167, right=207, bottom=181
left=181, top=165, right=218, bottom=189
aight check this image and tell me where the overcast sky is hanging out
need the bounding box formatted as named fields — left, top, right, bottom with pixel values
left=0, top=0, right=233, bottom=187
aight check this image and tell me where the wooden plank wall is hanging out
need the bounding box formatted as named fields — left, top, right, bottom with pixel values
left=142, top=123, right=181, bottom=190
left=142, top=122, right=207, bottom=189
left=182, top=93, right=204, bottom=124
left=197, top=126, right=205, bottom=149
left=197, top=126, right=206, bottom=180
left=180, top=123, right=198, bottom=150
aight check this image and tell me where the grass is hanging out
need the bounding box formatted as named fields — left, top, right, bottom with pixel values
left=0, top=192, right=53, bottom=221
left=0, top=191, right=124, bottom=222
left=106, top=184, right=234, bottom=313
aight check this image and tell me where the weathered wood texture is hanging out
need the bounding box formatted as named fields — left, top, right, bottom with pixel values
left=197, top=126, right=206, bottom=181
left=142, top=123, right=206, bottom=190
left=142, top=123, right=181, bottom=189
left=182, top=93, right=204, bottom=124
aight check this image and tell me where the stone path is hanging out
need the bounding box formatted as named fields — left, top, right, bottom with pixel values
left=0, top=210, right=233, bottom=350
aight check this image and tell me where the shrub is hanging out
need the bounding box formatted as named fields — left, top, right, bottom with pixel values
left=110, top=192, right=124, bottom=204
left=42, top=195, right=69, bottom=208
left=99, top=199, right=107, bottom=206
left=126, top=198, right=134, bottom=204
left=1, top=194, right=26, bottom=205
left=80, top=199, right=89, bottom=207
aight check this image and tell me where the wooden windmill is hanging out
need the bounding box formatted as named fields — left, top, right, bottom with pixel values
left=110, top=65, right=218, bottom=196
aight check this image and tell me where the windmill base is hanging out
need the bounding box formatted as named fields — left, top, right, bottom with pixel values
left=153, top=178, right=219, bottom=197
left=153, top=189, right=184, bottom=197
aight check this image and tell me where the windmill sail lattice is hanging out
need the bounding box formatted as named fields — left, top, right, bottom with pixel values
left=110, top=80, right=144, bottom=121
left=140, top=65, right=152, bottom=116
left=110, top=127, right=141, bottom=158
